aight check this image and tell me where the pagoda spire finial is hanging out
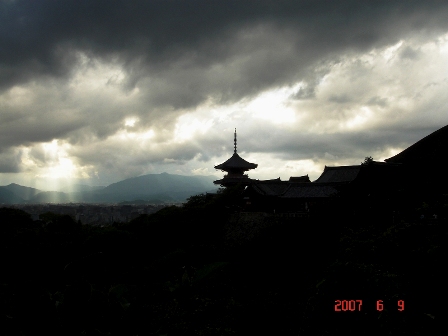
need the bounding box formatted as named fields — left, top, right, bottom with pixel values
left=234, top=128, right=237, bottom=153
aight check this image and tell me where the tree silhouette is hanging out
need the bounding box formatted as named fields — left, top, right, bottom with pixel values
left=361, top=156, right=374, bottom=165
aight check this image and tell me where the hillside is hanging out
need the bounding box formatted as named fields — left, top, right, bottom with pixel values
left=30, top=191, right=72, bottom=204
left=1, top=173, right=218, bottom=204
left=56, top=184, right=106, bottom=193
left=95, top=172, right=218, bottom=202
left=0, top=187, right=25, bottom=204
left=3, top=183, right=41, bottom=200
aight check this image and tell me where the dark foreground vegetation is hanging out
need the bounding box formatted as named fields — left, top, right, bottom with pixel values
left=1, top=187, right=447, bottom=335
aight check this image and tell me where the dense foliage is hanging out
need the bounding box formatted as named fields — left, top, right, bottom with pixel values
left=0, top=189, right=446, bottom=335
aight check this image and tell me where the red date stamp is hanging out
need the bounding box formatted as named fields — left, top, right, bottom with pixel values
left=335, top=300, right=404, bottom=312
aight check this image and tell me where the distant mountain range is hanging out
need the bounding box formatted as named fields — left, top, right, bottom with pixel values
left=0, top=173, right=219, bottom=204
left=2, top=183, right=42, bottom=200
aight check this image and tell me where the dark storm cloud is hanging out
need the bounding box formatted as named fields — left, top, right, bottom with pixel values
left=0, top=81, right=86, bottom=149
left=0, top=148, right=23, bottom=173
left=0, top=112, right=85, bottom=149
left=2, top=0, right=448, bottom=107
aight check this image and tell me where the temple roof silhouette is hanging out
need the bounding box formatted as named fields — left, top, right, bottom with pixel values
left=313, top=165, right=361, bottom=183
left=249, top=180, right=290, bottom=196
left=214, top=152, right=258, bottom=171
left=385, top=124, right=448, bottom=164
left=214, top=128, right=258, bottom=172
left=289, top=175, right=311, bottom=183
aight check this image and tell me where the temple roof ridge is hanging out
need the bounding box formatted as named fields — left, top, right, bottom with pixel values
left=214, top=152, right=258, bottom=170
left=213, top=128, right=258, bottom=186
left=214, top=128, right=257, bottom=171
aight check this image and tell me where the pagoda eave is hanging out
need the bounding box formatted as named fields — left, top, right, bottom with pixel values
left=213, top=177, right=257, bottom=186
left=214, top=153, right=258, bottom=171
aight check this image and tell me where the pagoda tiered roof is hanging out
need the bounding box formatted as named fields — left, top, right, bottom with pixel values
left=214, top=152, right=258, bottom=171
left=213, top=129, right=258, bottom=187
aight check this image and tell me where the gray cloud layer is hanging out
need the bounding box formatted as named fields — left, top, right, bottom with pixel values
left=3, top=0, right=448, bottom=101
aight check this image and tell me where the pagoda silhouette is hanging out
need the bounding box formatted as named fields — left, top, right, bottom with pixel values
left=214, top=129, right=258, bottom=187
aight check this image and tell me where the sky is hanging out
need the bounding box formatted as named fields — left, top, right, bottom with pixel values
left=1, top=0, right=448, bottom=191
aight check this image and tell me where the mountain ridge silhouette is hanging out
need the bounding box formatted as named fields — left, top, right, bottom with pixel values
left=1, top=172, right=218, bottom=204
